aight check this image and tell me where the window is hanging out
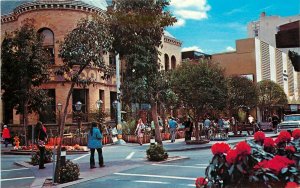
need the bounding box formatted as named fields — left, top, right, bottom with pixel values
left=164, top=54, right=169, bottom=71
left=38, top=28, right=55, bottom=64
left=39, top=89, right=56, bottom=124
left=171, top=56, right=176, bottom=69
left=99, top=89, right=105, bottom=110
left=109, top=52, right=116, bottom=66
left=72, top=89, right=89, bottom=122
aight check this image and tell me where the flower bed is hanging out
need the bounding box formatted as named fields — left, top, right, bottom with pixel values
left=196, top=130, right=300, bottom=188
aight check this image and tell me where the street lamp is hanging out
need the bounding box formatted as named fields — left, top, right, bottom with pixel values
left=112, top=100, right=118, bottom=124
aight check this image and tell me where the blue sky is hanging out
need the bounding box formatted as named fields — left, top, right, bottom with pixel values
left=167, top=0, right=300, bottom=54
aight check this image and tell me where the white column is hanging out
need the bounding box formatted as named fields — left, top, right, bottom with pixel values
left=269, top=46, right=276, bottom=82
left=116, top=54, right=121, bottom=124
left=255, top=38, right=262, bottom=82
left=282, top=53, right=289, bottom=95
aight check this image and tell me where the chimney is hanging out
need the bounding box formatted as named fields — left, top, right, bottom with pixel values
left=260, top=12, right=266, bottom=18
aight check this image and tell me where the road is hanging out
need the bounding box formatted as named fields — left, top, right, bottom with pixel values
left=1, top=143, right=212, bottom=188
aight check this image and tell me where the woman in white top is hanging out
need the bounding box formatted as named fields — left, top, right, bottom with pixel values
left=135, top=118, right=145, bottom=146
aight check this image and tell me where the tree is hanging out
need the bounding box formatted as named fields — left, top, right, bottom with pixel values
left=108, top=0, right=176, bottom=144
left=171, top=62, right=228, bottom=140
left=227, top=75, right=258, bottom=115
left=54, top=15, right=113, bottom=183
left=1, top=19, right=52, bottom=143
left=257, top=80, right=288, bottom=119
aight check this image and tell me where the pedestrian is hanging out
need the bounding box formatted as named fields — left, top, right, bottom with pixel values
left=35, top=121, right=47, bottom=169
left=184, top=117, right=193, bottom=141
left=203, top=117, right=212, bottom=139
left=135, top=119, right=145, bottom=146
left=272, top=113, right=280, bottom=131
left=87, top=122, right=104, bottom=169
left=2, top=125, right=11, bottom=147
left=168, top=117, right=178, bottom=143
left=248, top=115, right=255, bottom=135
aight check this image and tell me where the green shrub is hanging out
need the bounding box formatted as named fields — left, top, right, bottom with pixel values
left=58, top=160, right=80, bottom=183
left=30, top=148, right=53, bottom=165
left=146, top=144, right=168, bottom=161
left=122, top=119, right=137, bottom=135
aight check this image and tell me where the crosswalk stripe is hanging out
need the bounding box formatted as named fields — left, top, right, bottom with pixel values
left=114, top=172, right=196, bottom=180
left=1, top=168, right=29, bottom=172
left=152, top=164, right=206, bottom=169
left=134, top=180, right=170, bottom=184
left=125, top=152, right=135, bottom=159
left=1, top=177, right=35, bottom=181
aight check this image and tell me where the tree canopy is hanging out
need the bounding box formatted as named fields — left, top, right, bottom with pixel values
left=108, top=0, right=176, bottom=144
left=257, top=80, right=288, bottom=109
left=227, top=75, right=258, bottom=113
left=1, top=20, right=52, bottom=128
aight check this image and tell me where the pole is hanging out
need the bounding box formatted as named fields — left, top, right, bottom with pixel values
left=31, top=124, right=34, bottom=156
left=116, top=54, right=121, bottom=125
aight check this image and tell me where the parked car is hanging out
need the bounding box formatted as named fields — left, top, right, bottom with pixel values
left=277, top=114, right=300, bottom=133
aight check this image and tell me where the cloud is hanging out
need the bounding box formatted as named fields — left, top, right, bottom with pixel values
left=169, top=0, right=211, bottom=27
left=182, top=46, right=203, bottom=52
left=225, top=46, right=236, bottom=52
left=224, top=5, right=248, bottom=16
left=173, top=18, right=186, bottom=27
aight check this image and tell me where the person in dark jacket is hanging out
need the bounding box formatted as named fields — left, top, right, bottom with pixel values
left=88, top=122, right=104, bottom=169
left=184, top=117, right=193, bottom=141
left=35, top=121, right=47, bottom=169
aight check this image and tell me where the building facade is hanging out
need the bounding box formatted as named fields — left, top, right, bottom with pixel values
left=212, top=38, right=300, bottom=121
left=1, top=0, right=182, bottom=127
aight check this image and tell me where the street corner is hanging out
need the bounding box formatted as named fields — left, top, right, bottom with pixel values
left=14, top=161, right=33, bottom=168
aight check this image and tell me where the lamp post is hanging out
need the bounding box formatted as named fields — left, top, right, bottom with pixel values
left=75, top=101, right=82, bottom=144
left=53, top=102, right=62, bottom=184
left=112, top=100, right=118, bottom=124
left=96, top=100, right=103, bottom=123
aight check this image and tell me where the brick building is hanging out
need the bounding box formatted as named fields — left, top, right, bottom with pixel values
left=1, top=0, right=182, bottom=128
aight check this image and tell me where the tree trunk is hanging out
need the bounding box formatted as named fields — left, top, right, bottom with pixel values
left=23, top=99, right=29, bottom=146
left=151, top=101, right=162, bottom=145
left=54, top=82, right=75, bottom=183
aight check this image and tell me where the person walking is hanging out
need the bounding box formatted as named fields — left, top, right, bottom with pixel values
left=272, top=113, right=280, bottom=132
left=168, top=117, right=178, bottom=143
left=203, top=117, right=212, bottom=139
left=88, top=122, right=104, bottom=169
left=248, top=115, right=255, bottom=135
left=2, top=125, right=11, bottom=147
left=184, top=117, right=193, bottom=141
left=35, top=121, right=47, bottom=169
left=135, top=119, right=145, bottom=146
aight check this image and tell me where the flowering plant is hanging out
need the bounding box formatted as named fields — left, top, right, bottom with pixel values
left=254, top=131, right=265, bottom=142
left=196, top=129, right=300, bottom=188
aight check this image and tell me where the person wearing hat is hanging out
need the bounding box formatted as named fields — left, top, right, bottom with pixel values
left=2, top=125, right=11, bottom=147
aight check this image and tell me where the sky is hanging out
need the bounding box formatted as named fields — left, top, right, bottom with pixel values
left=166, top=0, right=300, bottom=54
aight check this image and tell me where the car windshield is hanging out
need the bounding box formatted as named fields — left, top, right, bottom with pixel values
left=284, top=115, right=300, bottom=121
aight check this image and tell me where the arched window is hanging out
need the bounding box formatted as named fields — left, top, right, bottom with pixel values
left=171, top=56, right=176, bottom=69
left=164, top=54, right=169, bottom=71
left=38, top=28, right=54, bottom=64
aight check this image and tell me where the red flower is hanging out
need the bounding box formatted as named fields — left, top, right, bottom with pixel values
left=264, top=137, right=275, bottom=147
left=211, top=142, right=231, bottom=155
left=278, top=131, right=292, bottom=143
left=285, top=182, right=299, bottom=188
left=195, top=177, right=208, bottom=188
left=292, top=129, right=300, bottom=139
left=235, top=141, right=251, bottom=156
left=226, top=149, right=238, bottom=164
left=266, top=155, right=295, bottom=174
left=253, top=160, right=268, bottom=170
left=285, top=145, right=296, bottom=153
left=254, top=131, right=266, bottom=142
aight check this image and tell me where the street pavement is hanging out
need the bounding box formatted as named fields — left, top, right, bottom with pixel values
left=0, top=131, right=278, bottom=188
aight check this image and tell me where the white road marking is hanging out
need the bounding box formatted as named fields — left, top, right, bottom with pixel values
left=195, top=164, right=209, bottom=166
left=151, top=164, right=206, bottom=169
left=187, top=184, right=196, bottom=187
left=0, top=177, right=35, bottom=181
left=125, top=152, right=135, bottom=159
left=134, top=180, right=170, bottom=184
left=114, top=172, right=196, bottom=180
left=72, top=153, right=90, bottom=161
left=1, top=168, right=29, bottom=172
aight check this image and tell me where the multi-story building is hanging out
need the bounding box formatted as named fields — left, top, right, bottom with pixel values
left=247, top=12, right=300, bottom=49
left=212, top=38, right=299, bottom=121
left=1, top=0, right=181, bottom=128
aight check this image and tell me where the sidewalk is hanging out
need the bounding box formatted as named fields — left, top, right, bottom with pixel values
left=9, top=131, right=278, bottom=188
